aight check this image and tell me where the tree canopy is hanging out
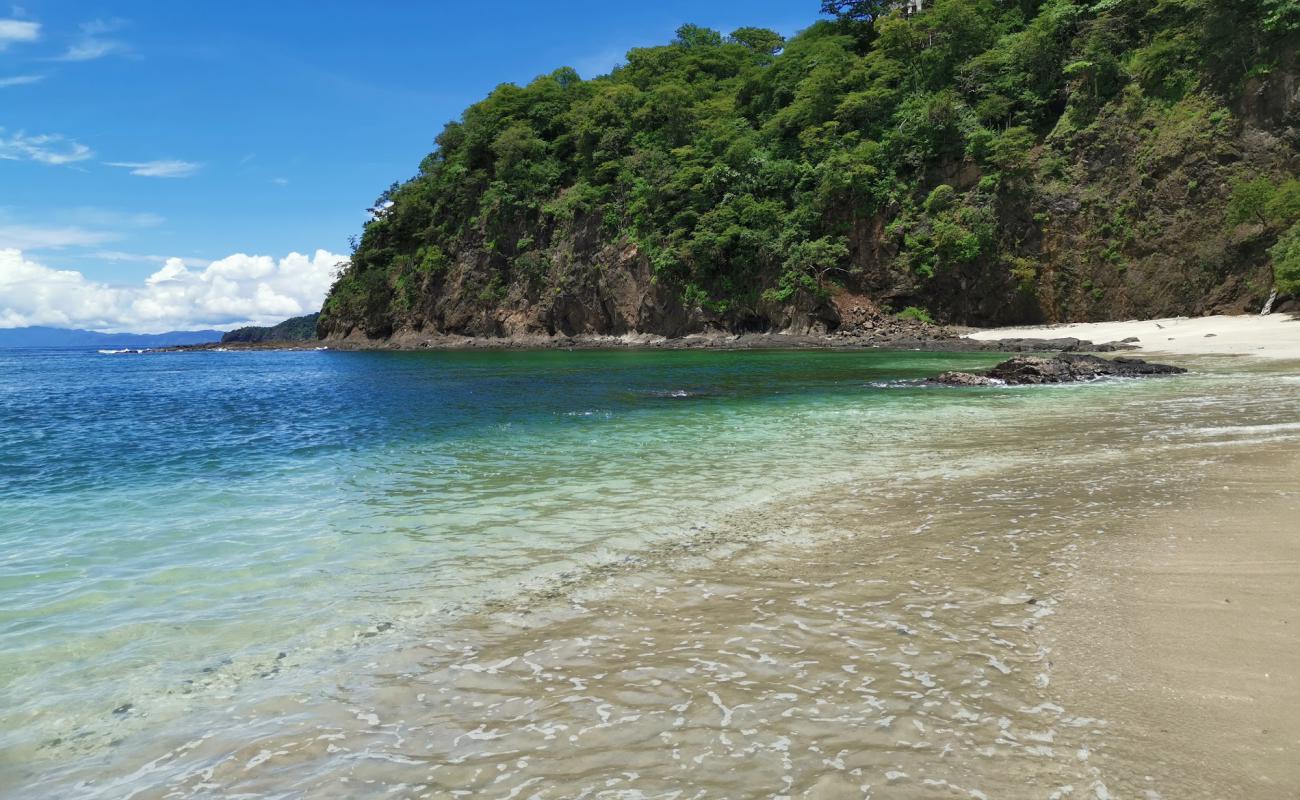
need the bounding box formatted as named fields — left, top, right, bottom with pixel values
left=323, top=0, right=1299, bottom=335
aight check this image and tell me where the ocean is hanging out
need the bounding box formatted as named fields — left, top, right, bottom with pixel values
left=2, top=346, right=1297, bottom=797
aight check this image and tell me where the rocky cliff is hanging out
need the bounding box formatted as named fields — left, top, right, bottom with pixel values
left=318, top=2, right=1300, bottom=344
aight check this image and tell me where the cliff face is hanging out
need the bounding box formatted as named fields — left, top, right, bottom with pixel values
left=337, top=223, right=841, bottom=342
left=1027, top=80, right=1299, bottom=321
left=319, top=3, right=1300, bottom=343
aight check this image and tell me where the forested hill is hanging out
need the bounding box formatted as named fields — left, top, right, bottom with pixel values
left=221, top=313, right=320, bottom=344
left=319, top=0, right=1300, bottom=342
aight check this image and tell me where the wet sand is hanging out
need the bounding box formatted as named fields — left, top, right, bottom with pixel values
left=1052, top=448, right=1300, bottom=799
left=26, top=360, right=1300, bottom=799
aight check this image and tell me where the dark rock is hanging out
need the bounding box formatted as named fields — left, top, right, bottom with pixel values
left=931, top=353, right=1186, bottom=386
left=986, top=337, right=1133, bottom=354
left=933, top=371, right=1001, bottom=387
left=112, top=703, right=133, bottom=715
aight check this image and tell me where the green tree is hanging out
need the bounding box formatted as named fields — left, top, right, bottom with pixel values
left=1227, top=178, right=1279, bottom=227
left=729, top=27, right=785, bottom=55
left=1228, top=178, right=1300, bottom=229
left=821, top=0, right=895, bottom=24
left=1272, top=223, right=1300, bottom=295
left=319, top=0, right=1300, bottom=338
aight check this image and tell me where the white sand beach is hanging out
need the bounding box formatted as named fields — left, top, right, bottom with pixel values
left=967, top=313, right=1300, bottom=360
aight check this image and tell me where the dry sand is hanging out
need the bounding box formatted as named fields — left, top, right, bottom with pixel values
left=966, top=313, right=1300, bottom=360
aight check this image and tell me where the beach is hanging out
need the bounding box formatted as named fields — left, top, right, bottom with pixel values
left=965, top=313, right=1300, bottom=361
left=1052, top=448, right=1300, bottom=798
left=7, top=0, right=1298, bottom=794
left=5, top=332, right=1297, bottom=798
left=969, top=312, right=1300, bottom=797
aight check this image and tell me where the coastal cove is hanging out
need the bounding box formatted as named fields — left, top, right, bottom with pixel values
left=5, top=2, right=1300, bottom=797
left=2, top=345, right=1297, bottom=797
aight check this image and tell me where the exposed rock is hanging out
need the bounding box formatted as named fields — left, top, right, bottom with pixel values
left=933, top=371, right=1002, bottom=387
left=167, top=326, right=1139, bottom=354
left=989, top=337, right=1134, bottom=353
left=932, top=353, right=1187, bottom=386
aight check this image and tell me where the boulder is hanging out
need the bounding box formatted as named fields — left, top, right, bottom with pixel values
left=932, top=353, right=1186, bottom=386
left=933, top=371, right=1002, bottom=387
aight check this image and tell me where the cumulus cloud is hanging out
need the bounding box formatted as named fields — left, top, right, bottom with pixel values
left=0, top=129, right=94, bottom=165
left=0, top=74, right=44, bottom=88
left=0, top=248, right=347, bottom=332
left=0, top=18, right=40, bottom=50
left=107, top=159, right=202, bottom=178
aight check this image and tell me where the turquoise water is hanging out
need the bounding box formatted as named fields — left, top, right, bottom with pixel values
left=1, top=347, right=1013, bottom=775
left=4, top=347, right=1300, bottom=797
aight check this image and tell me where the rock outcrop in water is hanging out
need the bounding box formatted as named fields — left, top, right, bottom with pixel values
left=933, top=354, right=1187, bottom=386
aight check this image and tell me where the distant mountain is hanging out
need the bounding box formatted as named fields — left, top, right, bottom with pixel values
left=221, top=313, right=320, bottom=344
left=0, top=326, right=224, bottom=348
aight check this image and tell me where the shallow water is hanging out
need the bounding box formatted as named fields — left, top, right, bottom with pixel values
left=1, top=348, right=1297, bottom=797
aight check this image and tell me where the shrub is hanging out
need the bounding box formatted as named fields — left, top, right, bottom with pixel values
left=924, top=184, right=957, bottom=213
left=896, top=305, right=934, bottom=324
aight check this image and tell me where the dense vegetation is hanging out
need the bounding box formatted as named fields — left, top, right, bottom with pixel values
left=321, top=0, right=1299, bottom=340
left=222, top=313, right=320, bottom=343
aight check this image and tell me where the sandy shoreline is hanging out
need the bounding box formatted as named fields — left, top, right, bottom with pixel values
left=25, top=356, right=1294, bottom=798
left=1052, top=444, right=1300, bottom=797
left=966, top=312, right=1300, bottom=360
left=178, top=312, right=1300, bottom=361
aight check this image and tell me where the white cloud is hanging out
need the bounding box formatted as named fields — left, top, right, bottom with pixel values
left=0, top=128, right=93, bottom=165
left=90, top=250, right=209, bottom=269
left=0, top=208, right=163, bottom=251
left=0, top=248, right=347, bottom=332
left=0, top=18, right=39, bottom=50
left=59, top=39, right=119, bottom=60
left=53, top=18, right=127, bottom=61
left=0, top=223, right=117, bottom=250
left=0, top=74, right=44, bottom=88
left=58, top=208, right=164, bottom=228
left=107, top=159, right=202, bottom=178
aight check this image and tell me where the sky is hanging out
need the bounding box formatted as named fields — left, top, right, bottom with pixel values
left=0, top=1, right=814, bottom=332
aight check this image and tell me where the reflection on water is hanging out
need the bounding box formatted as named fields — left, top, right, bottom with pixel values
left=3, top=350, right=1298, bottom=798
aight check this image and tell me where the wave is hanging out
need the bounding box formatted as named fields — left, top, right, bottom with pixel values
left=1181, top=421, right=1300, bottom=437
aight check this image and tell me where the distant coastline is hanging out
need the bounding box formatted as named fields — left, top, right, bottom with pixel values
left=0, top=326, right=222, bottom=349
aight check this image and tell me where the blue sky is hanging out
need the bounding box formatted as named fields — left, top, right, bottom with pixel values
left=0, top=1, right=814, bottom=331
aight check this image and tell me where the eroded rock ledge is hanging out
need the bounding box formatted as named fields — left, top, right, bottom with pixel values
left=933, top=354, right=1187, bottom=386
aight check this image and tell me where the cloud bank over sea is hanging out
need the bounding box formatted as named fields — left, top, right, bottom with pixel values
left=0, top=248, right=346, bottom=332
